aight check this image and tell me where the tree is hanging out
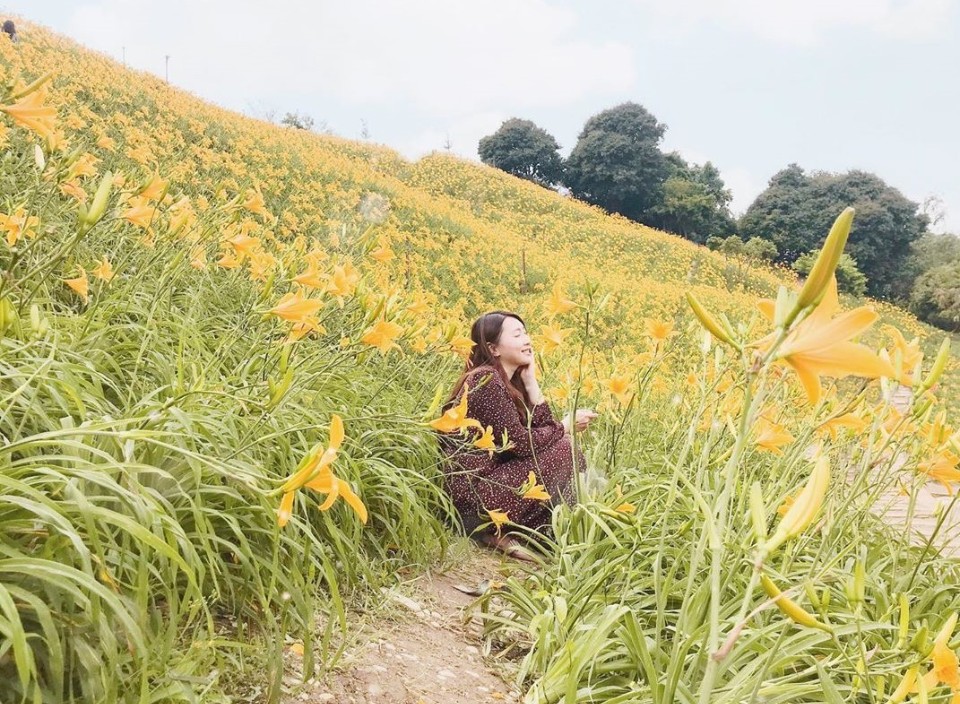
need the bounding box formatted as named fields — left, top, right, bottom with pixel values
left=564, top=102, right=669, bottom=221
left=706, top=235, right=778, bottom=262
left=793, top=249, right=867, bottom=297
left=886, top=232, right=960, bottom=302
left=280, top=112, right=314, bottom=131
left=646, top=153, right=735, bottom=242
left=478, top=118, right=564, bottom=188
left=910, top=260, right=960, bottom=331
left=739, top=165, right=928, bottom=299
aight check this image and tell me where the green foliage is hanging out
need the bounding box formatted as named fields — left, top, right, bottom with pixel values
left=478, top=118, right=564, bottom=188
left=280, top=112, right=314, bottom=130
left=646, top=153, right=736, bottom=242
left=564, top=102, right=669, bottom=221
left=793, top=248, right=867, bottom=296
left=888, top=232, right=960, bottom=303
left=739, top=165, right=928, bottom=298
left=909, top=259, right=960, bottom=331
left=706, top=234, right=778, bottom=262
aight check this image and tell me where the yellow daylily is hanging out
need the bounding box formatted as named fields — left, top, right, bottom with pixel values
left=286, top=317, right=326, bottom=343
left=120, top=196, right=156, bottom=229
left=535, top=323, right=571, bottom=355
left=326, top=262, right=360, bottom=302
left=474, top=425, right=497, bottom=457
left=449, top=334, right=475, bottom=358
left=645, top=318, right=675, bottom=344
left=486, top=509, right=510, bottom=536
left=0, top=207, right=40, bottom=247
left=0, top=88, right=57, bottom=141
left=293, top=266, right=326, bottom=289
left=91, top=257, right=115, bottom=282
left=304, top=464, right=368, bottom=524
left=360, top=319, right=403, bottom=354
left=60, top=180, right=87, bottom=203
left=919, top=450, right=960, bottom=494
left=218, top=251, right=240, bottom=269
left=546, top=280, right=576, bottom=317
left=754, top=416, right=795, bottom=455
left=428, top=390, right=482, bottom=434
left=228, top=232, right=261, bottom=260
left=66, top=153, right=98, bottom=181
left=883, top=325, right=924, bottom=386
left=243, top=186, right=269, bottom=218
left=605, top=373, right=633, bottom=406
left=190, top=246, right=207, bottom=270
left=139, top=172, right=168, bottom=202
left=268, top=292, right=322, bottom=324
left=521, top=471, right=551, bottom=501
left=816, top=412, right=869, bottom=441
left=904, top=613, right=960, bottom=700
left=369, top=234, right=394, bottom=262
left=64, top=267, right=89, bottom=301
left=751, top=277, right=894, bottom=406
left=614, top=484, right=635, bottom=513
left=278, top=414, right=367, bottom=526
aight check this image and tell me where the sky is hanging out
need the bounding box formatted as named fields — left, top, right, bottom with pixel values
left=5, top=0, right=959, bottom=232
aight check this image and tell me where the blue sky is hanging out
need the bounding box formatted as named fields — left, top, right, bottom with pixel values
left=6, top=0, right=959, bottom=232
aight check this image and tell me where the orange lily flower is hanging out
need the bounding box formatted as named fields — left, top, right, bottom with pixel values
left=546, top=280, right=576, bottom=317
left=0, top=88, right=57, bottom=141
left=429, top=391, right=482, bottom=434
left=521, top=471, right=551, bottom=501
left=361, top=319, right=403, bottom=354
left=751, top=277, right=894, bottom=405
left=269, top=292, right=322, bottom=323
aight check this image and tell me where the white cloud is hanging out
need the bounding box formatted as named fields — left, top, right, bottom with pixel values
left=64, top=0, right=635, bottom=117
left=634, top=0, right=956, bottom=45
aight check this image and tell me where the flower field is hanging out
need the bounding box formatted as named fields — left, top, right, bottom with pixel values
left=2, top=17, right=960, bottom=704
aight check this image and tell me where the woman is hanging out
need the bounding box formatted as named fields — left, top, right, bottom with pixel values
left=436, top=310, right=598, bottom=561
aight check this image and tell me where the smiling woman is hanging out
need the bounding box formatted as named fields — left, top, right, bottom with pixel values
left=432, top=310, right=594, bottom=560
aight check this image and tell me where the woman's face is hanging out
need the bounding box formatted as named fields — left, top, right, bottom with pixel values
left=490, top=316, right=533, bottom=368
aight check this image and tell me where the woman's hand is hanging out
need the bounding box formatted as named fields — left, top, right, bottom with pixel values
left=518, top=358, right=538, bottom=389
left=562, top=408, right=599, bottom=434
left=518, top=360, right=547, bottom=405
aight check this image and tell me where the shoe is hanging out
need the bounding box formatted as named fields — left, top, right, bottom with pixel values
left=479, top=533, right=539, bottom=563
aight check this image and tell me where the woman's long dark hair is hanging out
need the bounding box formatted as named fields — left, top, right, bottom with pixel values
left=441, top=310, right=533, bottom=420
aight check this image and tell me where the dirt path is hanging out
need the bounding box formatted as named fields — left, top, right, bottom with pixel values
left=282, top=542, right=524, bottom=704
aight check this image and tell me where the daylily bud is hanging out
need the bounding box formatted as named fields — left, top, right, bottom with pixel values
left=749, top=482, right=767, bottom=543
left=917, top=337, right=950, bottom=395
left=685, top=292, right=738, bottom=349
left=8, top=71, right=54, bottom=101
left=764, top=455, right=830, bottom=554
left=83, top=170, right=114, bottom=227
left=0, top=296, right=17, bottom=336
left=794, top=207, right=855, bottom=313
left=896, top=593, right=910, bottom=650
left=760, top=574, right=833, bottom=633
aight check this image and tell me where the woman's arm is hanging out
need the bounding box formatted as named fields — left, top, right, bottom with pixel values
left=466, top=372, right=565, bottom=458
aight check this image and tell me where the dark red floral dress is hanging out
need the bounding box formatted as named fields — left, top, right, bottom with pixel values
left=436, top=366, right=584, bottom=537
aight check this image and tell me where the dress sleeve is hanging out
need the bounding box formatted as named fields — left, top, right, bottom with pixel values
left=530, top=400, right=561, bottom=428
left=466, top=372, right=565, bottom=459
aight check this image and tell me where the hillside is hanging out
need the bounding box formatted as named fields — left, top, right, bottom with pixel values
left=2, top=17, right=959, bottom=704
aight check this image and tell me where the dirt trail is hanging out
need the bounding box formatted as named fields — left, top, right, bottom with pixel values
left=282, top=545, right=524, bottom=704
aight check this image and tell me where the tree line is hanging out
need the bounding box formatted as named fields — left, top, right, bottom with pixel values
left=478, top=105, right=959, bottom=331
